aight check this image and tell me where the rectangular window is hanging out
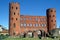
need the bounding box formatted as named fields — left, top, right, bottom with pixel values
left=43, top=18, right=46, bottom=21
left=21, top=23, right=23, bottom=26
left=41, top=24, right=46, bottom=27
left=29, top=17, right=32, bottom=20
left=30, top=24, right=32, bottom=27
left=36, top=24, right=38, bottom=27
left=35, top=18, right=38, bottom=21
left=24, top=18, right=26, bottom=20
left=24, top=23, right=26, bottom=27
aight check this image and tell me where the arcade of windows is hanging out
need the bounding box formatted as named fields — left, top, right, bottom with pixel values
left=20, top=18, right=46, bottom=21
left=20, top=23, right=46, bottom=27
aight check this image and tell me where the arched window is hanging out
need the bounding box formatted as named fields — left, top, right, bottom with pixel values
left=55, top=20, right=56, bottom=22
left=53, top=15, right=55, bottom=17
left=16, top=18, right=17, bottom=20
left=51, top=10, right=53, bottom=12
left=14, top=12, right=15, bottom=15
left=16, top=7, right=18, bottom=10
left=12, top=6, right=13, bottom=9
left=14, top=23, right=16, bottom=28
left=51, top=20, right=53, bottom=22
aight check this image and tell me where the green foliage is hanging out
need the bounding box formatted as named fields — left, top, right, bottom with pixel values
left=0, top=34, right=9, bottom=39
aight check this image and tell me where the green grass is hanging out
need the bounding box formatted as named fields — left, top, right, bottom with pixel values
left=3, top=37, right=60, bottom=40
left=3, top=37, right=39, bottom=40
left=0, top=35, right=60, bottom=40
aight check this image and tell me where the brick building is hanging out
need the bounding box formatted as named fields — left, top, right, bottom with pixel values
left=9, top=2, right=56, bottom=37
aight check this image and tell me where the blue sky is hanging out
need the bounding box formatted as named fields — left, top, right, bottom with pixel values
left=0, top=0, right=60, bottom=29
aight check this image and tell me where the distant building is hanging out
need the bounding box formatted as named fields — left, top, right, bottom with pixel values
left=0, top=25, right=3, bottom=31
left=0, top=25, right=8, bottom=35
left=57, top=28, right=60, bottom=36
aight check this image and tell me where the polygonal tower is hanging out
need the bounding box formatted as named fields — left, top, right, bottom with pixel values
left=9, top=2, right=20, bottom=36
left=46, top=8, right=56, bottom=32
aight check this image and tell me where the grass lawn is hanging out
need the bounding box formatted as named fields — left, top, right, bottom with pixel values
left=3, top=37, right=60, bottom=40
left=0, top=35, right=60, bottom=40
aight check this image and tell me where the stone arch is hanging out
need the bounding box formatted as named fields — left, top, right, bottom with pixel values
left=26, top=30, right=33, bottom=38
left=41, top=30, right=47, bottom=37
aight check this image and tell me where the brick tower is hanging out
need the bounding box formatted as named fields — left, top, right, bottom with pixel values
left=9, top=2, right=20, bottom=36
left=46, top=8, right=56, bottom=32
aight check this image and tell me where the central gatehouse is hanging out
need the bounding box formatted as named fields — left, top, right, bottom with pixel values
left=9, top=2, right=56, bottom=37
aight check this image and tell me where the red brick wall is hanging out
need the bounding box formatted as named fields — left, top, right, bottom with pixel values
left=46, top=8, right=56, bottom=31
left=9, top=2, right=20, bottom=36
left=20, top=16, right=47, bottom=33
